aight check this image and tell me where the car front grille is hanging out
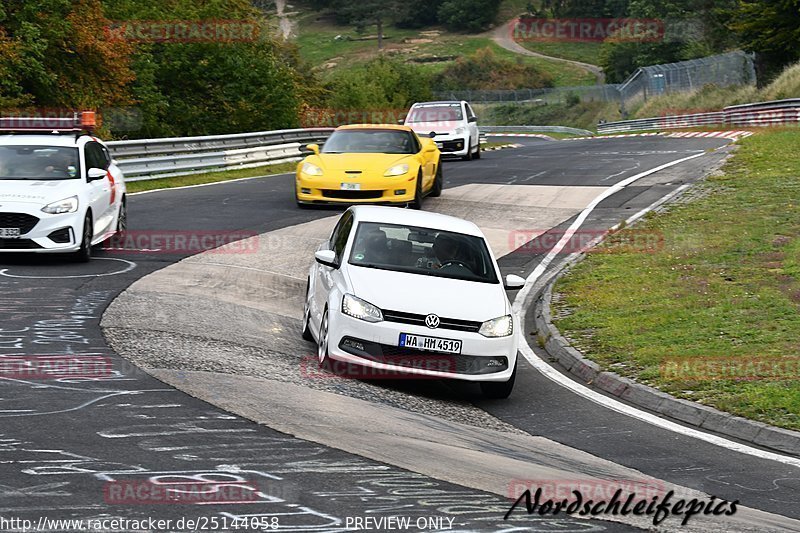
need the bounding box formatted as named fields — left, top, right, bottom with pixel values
left=339, top=337, right=508, bottom=375
left=0, top=238, right=42, bottom=249
left=322, top=190, right=384, bottom=200
left=382, top=309, right=482, bottom=333
left=0, top=213, right=40, bottom=234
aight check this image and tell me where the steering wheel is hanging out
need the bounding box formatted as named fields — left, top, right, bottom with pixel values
left=440, top=259, right=473, bottom=272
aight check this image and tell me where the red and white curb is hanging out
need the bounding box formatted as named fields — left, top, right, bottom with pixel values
left=566, top=131, right=754, bottom=141
left=485, top=133, right=555, bottom=140
left=667, top=130, right=753, bottom=140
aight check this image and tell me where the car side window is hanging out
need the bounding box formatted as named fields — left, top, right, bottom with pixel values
left=333, top=213, right=354, bottom=262
left=100, top=145, right=112, bottom=168
left=465, top=103, right=475, bottom=121
left=409, top=132, right=421, bottom=153
left=85, top=142, right=107, bottom=170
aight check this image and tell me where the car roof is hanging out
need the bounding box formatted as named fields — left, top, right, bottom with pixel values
left=336, top=124, right=413, bottom=132
left=0, top=134, right=92, bottom=147
left=349, top=206, right=483, bottom=237
left=411, top=101, right=465, bottom=106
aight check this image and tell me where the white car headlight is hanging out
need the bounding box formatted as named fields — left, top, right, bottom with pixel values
left=384, top=164, right=409, bottom=177
left=342, top=294, right=383, bottom=323
left=479, top=314, right=513, bottom=337
left=455, top=127, right=466, bottom=135
left=302, top=162, right=323, bottom=176
left=41, top=196, right=79, bottom=214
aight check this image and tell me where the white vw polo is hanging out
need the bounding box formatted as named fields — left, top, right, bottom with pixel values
left=302, top=205, right=525, bottom=398
left=0, top=113, right=126, bottom=262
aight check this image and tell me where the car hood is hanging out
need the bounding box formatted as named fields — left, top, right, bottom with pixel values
left=311, top=153, right=413, bottom=174
left=0, top=179, right=82, bottom=208
left=346, top=265, right=507, bottom=322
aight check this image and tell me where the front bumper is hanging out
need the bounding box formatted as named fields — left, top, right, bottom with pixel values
left=0, top=206, right=82, bottom=253
left=327, top=311, right=517, bottom=382
left=432, top=134, right=470, bottom=156
left=296, top=173, right=418, bottom=205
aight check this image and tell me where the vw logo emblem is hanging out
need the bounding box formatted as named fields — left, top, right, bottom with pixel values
left=424, top=314, right=440, bottom=329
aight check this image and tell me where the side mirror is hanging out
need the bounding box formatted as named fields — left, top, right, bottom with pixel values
left=468, top=116, right=478, bottom=123
left=504, top=274, right=526, bottom=290
left=397, top=116, right=406, bottom=125
left=87, top=168, right=107, bottom=182
left=306, top=143, right=320, bottom=155
left=315, top=249, right=338, bottom=268
left=424, top=143, right=437, bottom=153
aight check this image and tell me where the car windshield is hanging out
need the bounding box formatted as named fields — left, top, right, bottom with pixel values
left=0, top=145, right=80, bottom=180
left=348, top=222, right=499, bottom=284
left=322, top=130, right=416, bottom=154
left=406, top=105, right=463, bottom=123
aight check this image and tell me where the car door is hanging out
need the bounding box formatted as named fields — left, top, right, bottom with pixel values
left=83, top=141, right=113, bottom=240
left=312, top=211, right=353, bottom=330
left=465, top=103, right=479, bottom=149
left=412, top=133, right=435, bottom=190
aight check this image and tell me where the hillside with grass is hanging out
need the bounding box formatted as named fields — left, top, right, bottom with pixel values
left=291, top=3, right=599, bottom=88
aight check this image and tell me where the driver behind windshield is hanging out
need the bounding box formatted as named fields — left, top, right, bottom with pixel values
left=416, top=234, right=462, bottom=270
left=43, top=150, right=78, bottom=178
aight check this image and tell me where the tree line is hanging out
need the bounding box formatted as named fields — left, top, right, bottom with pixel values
left=0, top=0, right=314, bottom=138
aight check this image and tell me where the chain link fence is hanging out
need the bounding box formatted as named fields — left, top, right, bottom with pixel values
left=618, top=51, right=756, bottom=112
left=434, top=51, right=756, bottom=112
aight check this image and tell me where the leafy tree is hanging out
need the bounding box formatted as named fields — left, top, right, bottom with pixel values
left=433, top=47, right=554, bottom=90
left=438, top=0, right=502, bottom=32
left=731, top=0, right=800, bottom=81
left=0, top=0, right=134, bottom=109
left=599, top=0, right=738, bottom=82
left=324, top=56, right=432, bottom=110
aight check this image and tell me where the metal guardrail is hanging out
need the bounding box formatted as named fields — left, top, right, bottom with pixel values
left=107, top=128, right=334, bottom=181
left=597, top=98, right=800, bottom=133
left=481, top=125, right=594, bottom=136
left=107, top=126, right=569, bottom=182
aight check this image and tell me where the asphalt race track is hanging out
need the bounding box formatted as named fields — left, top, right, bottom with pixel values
left=1, top=135, right=798, bottom=532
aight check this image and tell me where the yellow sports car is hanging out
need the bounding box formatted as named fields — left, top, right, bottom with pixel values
left=295, top=124, right=442, bottom=209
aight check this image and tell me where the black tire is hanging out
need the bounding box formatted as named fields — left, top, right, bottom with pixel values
left=461, top=140, right=473, bottom=161
left=428, top=163, right=443, bottom=197
left=117, top=199, right=127, bottom=232
left=71, top=213, right=93, bottom=263
left=480, top=361, right=517, bottom=399
left=317, top=308, right=330, bottom=367
left=409, top=171, right=423, bottom=210
left=474, top=142, right=481, bottom=159
left=302, top=282, right=314, bottom=341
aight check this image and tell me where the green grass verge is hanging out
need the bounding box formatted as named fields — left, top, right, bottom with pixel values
left=126, top=163, right=296, bottom=194
left=552, top=129, right=800, bottom=431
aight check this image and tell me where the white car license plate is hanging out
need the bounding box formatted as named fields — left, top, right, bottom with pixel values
left=0, top=228, right=21, bottom=238
left=340, top=183, right=361, bottom=191
left=399, top=333, right=462, bottom=354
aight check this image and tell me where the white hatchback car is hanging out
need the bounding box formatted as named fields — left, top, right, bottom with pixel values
left=0, top=114, right=126, bottom=262
left=302, top=206, right=525, bottom=398
left=403, top=101, right=480, bottom=161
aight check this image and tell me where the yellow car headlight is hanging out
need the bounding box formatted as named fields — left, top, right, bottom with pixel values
left=384, top=164, right=409, bottom=177
left=302, top=162, right=323, bottom=176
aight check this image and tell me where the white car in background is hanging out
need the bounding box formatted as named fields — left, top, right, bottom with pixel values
left=403, top=100, right=481, bottom=161
left=0, top=113, right=126, bottom=262
left=301, top=205, right=525, bottom=398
